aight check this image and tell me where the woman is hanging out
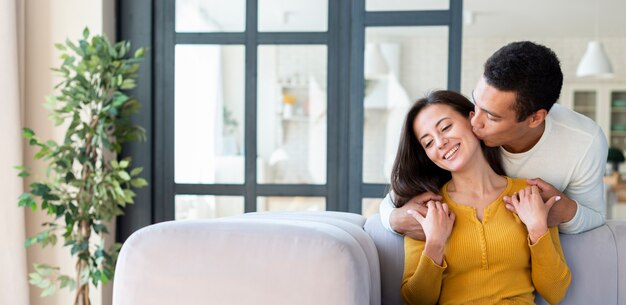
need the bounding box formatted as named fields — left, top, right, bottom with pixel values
left=393, top=90, right=571, bottom=305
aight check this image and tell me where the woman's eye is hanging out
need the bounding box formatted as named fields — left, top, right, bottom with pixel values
left=424, top=140, right=433, bottom=148
left=442, top=124, right=451, bottom=132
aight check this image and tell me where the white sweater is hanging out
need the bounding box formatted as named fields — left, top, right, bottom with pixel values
left=380, top=103, right=608, bottom=234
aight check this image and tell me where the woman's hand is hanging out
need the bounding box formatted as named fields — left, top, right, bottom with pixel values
left=508, top=186, right=561, bottom=244
left=408, top=200, right=455, bottom=265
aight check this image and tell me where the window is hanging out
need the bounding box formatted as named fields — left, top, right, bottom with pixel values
left=117, top=0, right=462, bottom=238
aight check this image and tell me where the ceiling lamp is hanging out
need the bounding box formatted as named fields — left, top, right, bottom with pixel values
left=576, top=0, right=614, bottom=78
left=576, top=41, right=614, bottom=78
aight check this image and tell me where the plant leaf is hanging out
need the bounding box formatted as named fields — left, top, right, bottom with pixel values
left=130, top=178, right=148, bottom=188
left=130, top=167, right=143, bottom=176
left=117, top=171, right=131, bottom=181
left=40, top=284, right=56, bottom=297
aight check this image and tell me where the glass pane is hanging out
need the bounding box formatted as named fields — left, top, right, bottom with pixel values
left=176, top=0, right=245, bottom=32
left=573, top=91, right=596, bottom=120
left=366, top=0, right=448, bottom=11
left=257, top=45, right=327, bottom=184
left=258, top=0, right=327, bottom=32
left=611, top=91, right=626, bottom=150
left=363, top=27, right=448, bottom=183
left=362, top=198, right=382, bottom=218
left=175, top=45, right=245, bottom=184
left=257, top=196, right=326, bottom=212
left=175, top=195, right=244, bottom=220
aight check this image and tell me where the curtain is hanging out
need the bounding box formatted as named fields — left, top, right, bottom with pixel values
left=0, top=0, right=30, bottom=304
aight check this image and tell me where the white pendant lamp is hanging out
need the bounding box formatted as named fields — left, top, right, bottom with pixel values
left=576, top=41, right=614, bottom=78
left=364, top=43, right=389, bottom=79
left=576, top=0, right=614, bottom=78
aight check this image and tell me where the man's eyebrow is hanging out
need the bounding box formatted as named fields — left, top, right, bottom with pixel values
left=471, top=90, right=502, bottom=119
left=419, top=117, right=449, bottom=141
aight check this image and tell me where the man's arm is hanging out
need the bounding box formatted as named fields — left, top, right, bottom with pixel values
left=526, top=129, right=607, bottom=233
left=559, top=128, right=607, bottom=233
left=379, top=192, right=441, bottom=240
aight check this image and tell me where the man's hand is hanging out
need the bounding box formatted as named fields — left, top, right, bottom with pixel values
left=389, top=192, right=442, bottom=240
left=408, top=201, right=455, bottom=266
left=503, top=178, right=577, bottom=227
left=508, top=186, right=560, bottom=244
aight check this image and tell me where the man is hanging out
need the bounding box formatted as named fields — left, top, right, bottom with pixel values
left=380, top=41, right=607, bottom=239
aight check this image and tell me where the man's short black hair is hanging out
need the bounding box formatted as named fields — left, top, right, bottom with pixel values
left=483, top=41, right=563, bottom=121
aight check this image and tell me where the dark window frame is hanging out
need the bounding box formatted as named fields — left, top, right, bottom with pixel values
left=117, top=0, right=463, bottom=242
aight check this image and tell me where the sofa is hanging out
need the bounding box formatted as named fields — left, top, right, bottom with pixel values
left=113, top=211, right=626, bottom=305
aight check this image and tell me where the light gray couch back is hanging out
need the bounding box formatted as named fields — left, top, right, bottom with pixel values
left=364, top=214, right=626, bottom=305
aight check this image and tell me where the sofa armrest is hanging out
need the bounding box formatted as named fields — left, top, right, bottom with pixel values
left=113, top=218, right=373, bottom=305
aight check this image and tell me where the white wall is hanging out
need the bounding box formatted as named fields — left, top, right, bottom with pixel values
left=461, top=36, right=626, bottom=97
left=24, top=1, right=115, bottom=305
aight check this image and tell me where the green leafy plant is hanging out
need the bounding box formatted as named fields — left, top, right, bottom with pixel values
left=16, top=28, right=147, bottom=305
left=608, top=147, right=626, bottom=172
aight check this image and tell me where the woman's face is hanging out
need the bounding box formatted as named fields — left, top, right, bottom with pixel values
left=413, top=103, right=482, bottom=173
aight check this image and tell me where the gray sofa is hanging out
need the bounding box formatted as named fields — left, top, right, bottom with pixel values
left=365, top=214, right=626, bottom=305
left=113, top=211, right=626, bottom=305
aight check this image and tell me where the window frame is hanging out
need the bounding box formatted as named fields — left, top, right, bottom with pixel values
left=116, top=0, right=463, bottom=241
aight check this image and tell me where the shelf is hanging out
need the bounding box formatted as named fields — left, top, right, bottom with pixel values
left=282, top=115, right=312, bottom=122
left=612, top=108, right=626, bottom=113
left=280, top=84, right=308, bottom=89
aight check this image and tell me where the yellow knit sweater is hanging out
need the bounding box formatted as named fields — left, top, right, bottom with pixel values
left=401, top=177, right=571, bottom=305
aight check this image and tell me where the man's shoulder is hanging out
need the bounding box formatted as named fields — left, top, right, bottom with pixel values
left=548, top=104, right=603, bottom=139
left=546, top=104, right=607, bottom=156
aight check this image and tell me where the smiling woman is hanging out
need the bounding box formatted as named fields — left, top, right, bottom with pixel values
left=390, top=91, right=571, bottom=305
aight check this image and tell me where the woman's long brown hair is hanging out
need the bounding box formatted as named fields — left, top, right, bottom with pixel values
left=390, top=90, right=505, bottom=207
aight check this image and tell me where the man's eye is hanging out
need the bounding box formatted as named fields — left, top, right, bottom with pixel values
left=486, top=113, right=498, bottom=121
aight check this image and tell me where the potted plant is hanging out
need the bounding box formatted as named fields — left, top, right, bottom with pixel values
left=608, top=147, right=625, bottom=173
left=16, top=28, right=147, bottom=305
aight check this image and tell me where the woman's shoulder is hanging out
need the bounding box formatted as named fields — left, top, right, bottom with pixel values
left=505, top=176, right=529, bottom=193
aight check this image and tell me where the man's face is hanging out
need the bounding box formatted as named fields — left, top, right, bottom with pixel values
left=470, top=77, right=532, bottom=149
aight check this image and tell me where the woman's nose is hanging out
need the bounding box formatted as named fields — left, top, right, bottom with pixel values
left=436, top=137, right=448, bottom=149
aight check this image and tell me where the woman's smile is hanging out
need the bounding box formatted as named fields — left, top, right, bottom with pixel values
left=444, top=143, right=460, bottom=160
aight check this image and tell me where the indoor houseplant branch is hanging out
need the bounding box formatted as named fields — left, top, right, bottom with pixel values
left=17, top=28, right=147, bottom=305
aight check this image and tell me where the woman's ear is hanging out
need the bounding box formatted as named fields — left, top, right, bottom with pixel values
left=527, top=109, right=548, bottom=128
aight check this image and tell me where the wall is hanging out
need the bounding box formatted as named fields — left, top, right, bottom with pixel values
left=24, top=1, right=115, bottom=305
left=461, top=36, right=626, bottom=97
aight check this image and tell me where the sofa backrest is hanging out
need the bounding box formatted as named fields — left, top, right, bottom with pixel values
left=364, top=214, right=405, bottom=305
left=364, top=214, right=626, bottom=305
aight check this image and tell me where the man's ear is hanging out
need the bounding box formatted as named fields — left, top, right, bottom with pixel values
left=527, top=109, right=548, bottom=128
